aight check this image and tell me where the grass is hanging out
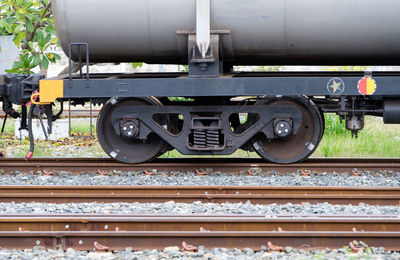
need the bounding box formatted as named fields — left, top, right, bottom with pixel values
left=1, top=114, right=400, bottom=158
left=314, top=114, right=400, bottom=157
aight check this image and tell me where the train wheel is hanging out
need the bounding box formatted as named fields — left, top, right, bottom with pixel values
left=97, top=97, right=166, bottom=164
left=251, top=97, right=324, bottom=164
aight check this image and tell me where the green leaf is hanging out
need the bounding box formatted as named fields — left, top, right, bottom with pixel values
left=132, top=62, right=143, bottom=69
left=44, top=33, right=51, bottom=45
left=28, top=41, right=34, bottom=51
left=21, top=54, right=30, bottom=68
left=41, top=55, right=49, bottom=69
left=36, top=29, right=44, bottom=49
left=4, top=22, right=12, bottom=33
left=13, top=33, right=22, bottom=47
left=50, top=36, right=59, bottom=45
left=13, top=31, right=25, bottom=47
left=14, top=23, right=23, bottom=32
left=52, top=53, right=61, bottom=60
left=45, top=25, right=56, bottom=34
left=32, top=54, right=40, bottom=67
left=24, top=13, right=35, bottom=21
left=25, top=17, right=34, bottom=32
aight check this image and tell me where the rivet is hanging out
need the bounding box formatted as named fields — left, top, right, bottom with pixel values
left=104, top=225, right=109, bottom=230
left=79, top=240, right=83, bottom=245
left=65, top=224, right=69, bottom=229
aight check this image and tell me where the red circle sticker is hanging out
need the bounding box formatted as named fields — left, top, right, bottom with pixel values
left=357, top=77, right=376, bottom=95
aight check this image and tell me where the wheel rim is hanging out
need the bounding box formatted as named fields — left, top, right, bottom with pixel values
left=251, top=97, right=324, bottom=164
left=97, top=97, right=165, bottom=164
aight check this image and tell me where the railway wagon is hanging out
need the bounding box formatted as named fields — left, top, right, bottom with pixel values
left=1, top=0, right=400, bottom=163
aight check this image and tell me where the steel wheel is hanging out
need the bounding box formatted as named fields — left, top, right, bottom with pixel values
left=251, top=97, right=324, bottom=164
left=97, top=97, right=165, bottom=164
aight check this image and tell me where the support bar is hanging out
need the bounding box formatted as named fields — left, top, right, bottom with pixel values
left=196, top=0, right=211, bottom=59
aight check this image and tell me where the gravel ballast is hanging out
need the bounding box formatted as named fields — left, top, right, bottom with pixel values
left=1, top=170, right=400, bottom=187
left=0, top=201, right=398, bottom=215
left=0, top=246, right=398, bottom=260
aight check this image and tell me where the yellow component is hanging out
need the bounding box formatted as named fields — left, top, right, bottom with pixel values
left=39, top=80, right=64, bottom=104
left=30, top=92, right=41, bottom=105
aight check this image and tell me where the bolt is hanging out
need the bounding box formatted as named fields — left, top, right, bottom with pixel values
left=274, top=120, right=292, bottom=138
left=65, top=224, right=69, bottom=229
left=79, top=240, right=83, bottom=245
left=104, top=225, right=109, bottom=230
left=121, top=121, right=138, bottom=138
left=36, top=240, right=40, bottom=245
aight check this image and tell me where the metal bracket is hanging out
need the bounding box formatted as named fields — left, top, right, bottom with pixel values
left=189, top=34, right=221, bottom=77
left=364, top=70, right=373, bottom=78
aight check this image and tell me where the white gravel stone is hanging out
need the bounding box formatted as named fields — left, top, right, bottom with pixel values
left=163, top=246, right=180, bottom=253
left=86, top=252, right=114, bottom=259
left=0, top=201, right=398, bottom=215
left=2, top=170, right=400, bottom=187
left=9, top=246, right=400, bottom=259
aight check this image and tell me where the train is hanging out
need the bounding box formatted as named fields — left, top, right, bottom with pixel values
left=1, top=0, right=400, bottom=164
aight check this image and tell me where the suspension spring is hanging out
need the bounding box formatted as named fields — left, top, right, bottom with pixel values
left=207, top=130, right=220, bottom=146
left=193, top=130, right=207, bottom=147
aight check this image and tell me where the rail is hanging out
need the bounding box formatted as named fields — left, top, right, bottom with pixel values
left=0, top=215, right=399, bottom=250
left=1, top=157, right=400, bottom=173
left=0, top=186, right=398, bottom=205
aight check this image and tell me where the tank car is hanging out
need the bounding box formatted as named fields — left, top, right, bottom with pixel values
left=2, top=0, right=400, bottom=163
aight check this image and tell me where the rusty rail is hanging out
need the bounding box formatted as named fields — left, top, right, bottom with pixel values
left=0, top=186, right=399, bottom=205
left=2, top=215, right=400, bottom=232
left=0, top=215, right=400, bottom=250
left=1, top=157, right=400, bottom=173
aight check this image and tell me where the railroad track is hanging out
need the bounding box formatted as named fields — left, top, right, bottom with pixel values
left=1, top=157, right=400, bottom=173
left=0, top=215, right=399, bottom=250
left=0, top=186, right=399, bottom=205
left=1, top=158, right=400, bottom=251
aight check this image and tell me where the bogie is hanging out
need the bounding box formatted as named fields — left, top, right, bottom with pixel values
left=94, top=96, right=326, bottom=164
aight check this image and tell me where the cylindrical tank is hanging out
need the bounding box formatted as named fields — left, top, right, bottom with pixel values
left=52, top=0, right=400, bottom=65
